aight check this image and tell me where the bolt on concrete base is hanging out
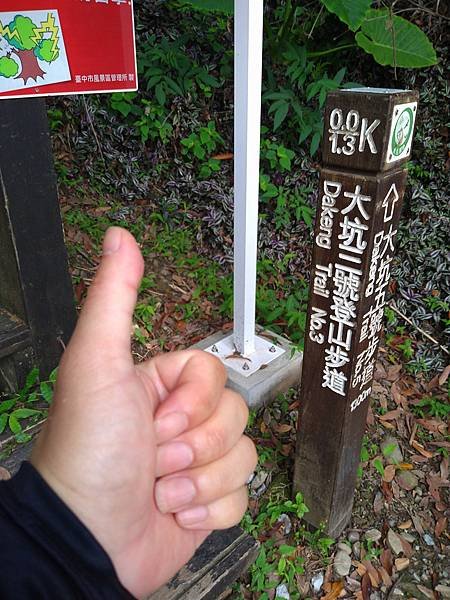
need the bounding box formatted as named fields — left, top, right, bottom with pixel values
left=193, top=326, right=303, bottom=408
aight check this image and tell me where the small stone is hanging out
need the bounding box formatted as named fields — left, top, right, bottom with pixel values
left=387, top=529, right=404, bottom=555
left=337, top=542, right=352, bottom=555
left=396, top=471, right=419, bottom=491
left=348, top=530, right=360, bottom=543
left=423, top=533, right=435, bottom=546
left=311, top=572, right=324, bottom=594
left=435, top=585, right=450, bottom=598
left=365, top=528, right=382, bottom=543
left=353, top=541, right=361, bottom=560
left=276, top=514, right=292, bottom=536
left=250, top=470, right=268, bottom=490
left=401, top=532, right=415, bottom=543
left=370, top=592, right=381, bottom=600
left=391, top=590, right=405, bottom=598
left=275, top=583, right=290, bottom=599
left=395, top=557, right=410, bottom=571
left=381, top=436, right=403, bottom=464
left=334, top=550, right=352, bottom=577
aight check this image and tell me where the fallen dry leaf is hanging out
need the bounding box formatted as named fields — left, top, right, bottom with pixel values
left=398, top=520, right=412, bottom=529
left=417, top=585, right=435, bottom=600
left=412, top=514, right=424, bottom=535
left=435, top=516, right=447, bottom=538
left=380, top=548, right=393, bottom=575
left=438, top=364, right=450, bottom=386
left=383, top=464, right=396, bottom=483
left=361, top=571, right=372, bottom=600
left=373, top=491, right=384, bottom=515
left=386, top=364, right=402, bottom=381
left=378, top=566, right=392, bottom=587
left=398, top=463, right=413, bottom=470
left=322, top=580, right=345, bottom=600
left=378, top=409, right=402, bottom=421
left=411, top=440, right=434, bottom=459
left=274, top=423, right=292, bottom=434
left=363, top=560, right=380, bottom=587
left=211, top=152, right=233, bottom=160
left=416, top=418, right=446, bottom=434
left=355, top=561, right=367, bottom=577
left=391, top=381, right=405, bottom=405
left=399, top=536, right=413, bottom=558
left=394, top=557, right=410, bottom=572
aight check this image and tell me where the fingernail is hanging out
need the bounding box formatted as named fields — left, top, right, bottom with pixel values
left=103, top=227, right=122, bottom=255
left=155, top=477, right=196, bottom=513
left=156, top=442, right=194, bottom=476
left=176, top=505, right=209, bottom=527
left=154, top=412, right=189, bottom=442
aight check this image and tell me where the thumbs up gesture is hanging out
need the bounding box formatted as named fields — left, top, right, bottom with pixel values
left=31, top=227, right=257, bottom=598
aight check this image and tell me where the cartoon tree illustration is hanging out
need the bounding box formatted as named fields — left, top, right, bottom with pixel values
left=0, top=13, right=60, bottom=84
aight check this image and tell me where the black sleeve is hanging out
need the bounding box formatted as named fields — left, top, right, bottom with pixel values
left=0, top=461, right=136, bottom=599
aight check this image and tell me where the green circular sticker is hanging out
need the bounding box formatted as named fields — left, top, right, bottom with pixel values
left=391, top=108, right=413, bottom=157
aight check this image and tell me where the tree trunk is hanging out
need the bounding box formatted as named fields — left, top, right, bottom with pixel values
left=13, top=49, right=46, bottom=84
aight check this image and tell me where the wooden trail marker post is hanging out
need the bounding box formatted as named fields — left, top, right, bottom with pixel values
left=293, top=88, right=419, bottom=537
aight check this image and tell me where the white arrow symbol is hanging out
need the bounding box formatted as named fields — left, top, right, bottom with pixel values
left=382, top=183, right=399, bottom=222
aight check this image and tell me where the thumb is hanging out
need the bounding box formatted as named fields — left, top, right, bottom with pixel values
left=68, top=227, right=144, bottom=366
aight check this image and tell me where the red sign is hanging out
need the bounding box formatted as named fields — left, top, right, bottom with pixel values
left=0, top=1, right=137, bottom=99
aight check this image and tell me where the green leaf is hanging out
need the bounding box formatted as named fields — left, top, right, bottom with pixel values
left=273, top=103, right=289, bottom=131
left=310, top=131, right=321, bottom=156
left=320, top=0, right=371, bottom=31
left=179, top=0, right=233, bottom=14
left=0, top=399, right=15, bottom=414
left=279, top=544, right=296, bottom=555
left=373, top=457, right=385, bottom=476
left=356, top=9, right=437, bottom=68
left=0, top=413, right=8, bottom=434
left=15, top=432, right=32, bottom=444
left=11, top=408, right=40, bottom=420
left=40, top=382, right=53, bottom=404
left=8, top=415, right=22, bottom=435
left=155, top=83, right=166, bottom=106
left=25, top=367, right=39, bottom=391
left=49, top=368, right=58, bottom=384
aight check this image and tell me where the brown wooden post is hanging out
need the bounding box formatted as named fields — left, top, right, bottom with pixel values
left=293, top=88, right=419, bottom=537
left=0, top=98, right=76, bottom=391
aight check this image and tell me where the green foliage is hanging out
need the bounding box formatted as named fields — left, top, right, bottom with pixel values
left=411, top=396, right=450, bottom=420
left=260, top=136, right=295, bottom=171
left=373, top=457, right=385, bottom=477
left=139, top=34, right=220, bottom=107
left=180, top=121, right=224, bottom=178
left=397, top=337, right=414, bottom=360
left=320, top=0, right=371, bottom=31
left=356, top=9, right=437, bottom=68
left=110, top=93, right=173, bottom=144
left=0, top=367, right=56, bottom=443
left=175, top=0, right=233, bottom=14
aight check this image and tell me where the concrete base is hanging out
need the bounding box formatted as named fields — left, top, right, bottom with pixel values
left=193, top=327, right=303, bottom=408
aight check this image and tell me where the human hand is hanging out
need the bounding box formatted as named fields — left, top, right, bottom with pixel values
left=31, top=227, right=257, bottom=599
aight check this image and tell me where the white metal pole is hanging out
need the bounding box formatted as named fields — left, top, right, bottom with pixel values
left=233, top=0, right=264, bottom=356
